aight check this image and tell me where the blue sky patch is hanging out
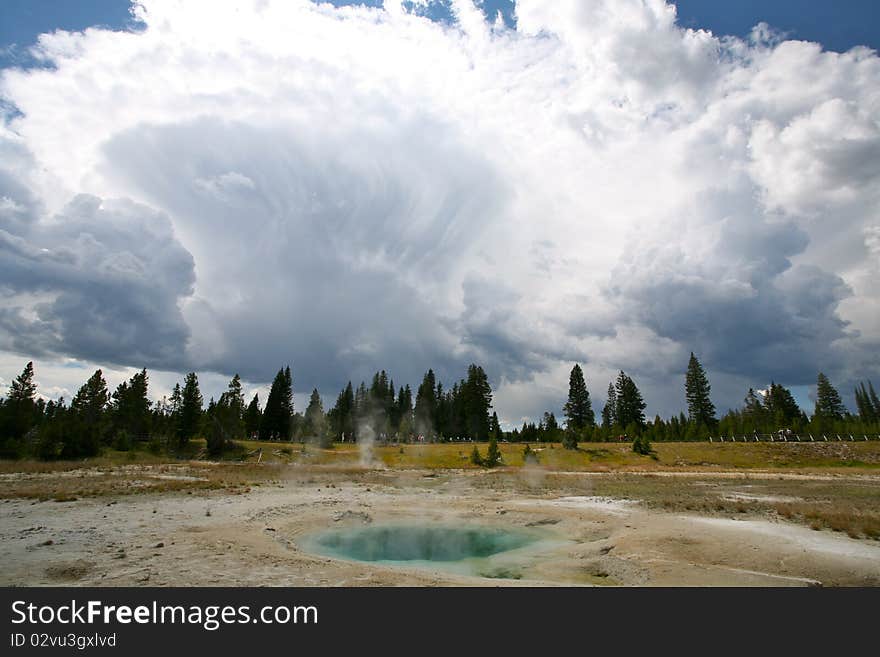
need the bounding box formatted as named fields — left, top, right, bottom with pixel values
left=1, top=0, right=877, bottom=71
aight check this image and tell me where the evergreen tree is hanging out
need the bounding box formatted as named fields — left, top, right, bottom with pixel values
left=742, top=388, right=765, bottom=430
left=111, top=369, right=151, bottom=443
left=396, top=385, right=413, bottom=437
left=223, top=375, right=245, bottom=423
left=601, top=382, right=617, bottom=429
left=414, top=369, right=437, bottom=436
left=177, top=372, right=203, bottom=447
left=814, top=373, right=845, bottom=423
left=244, top=394, right=261, bottom=437
left=484, top=435, right=501, bottom=468
left=685, top=352, right=716, bottom=428
left=868, top=382, right=880, bottom=420
left=69, top=369, right=109, bottom=454
left=541, top=411, right=560, bottom=441
left=764, top=382, right=801, bottom=427
left=490, top=412, right=502, bottom=440
left=561, top=426, right=578, bottom=450
left=304, top=388, right=326, bottom=441
left=260, top=367, right=294, bottom=440
left=615, top=371, right=646, bottom=430
left=282, top=367, right=294, bottom=435
left=1, top=362, right=39, bottom=454
left=632, top=433, right=652, bottom=455
left=207, top=374, right=246, bottom=451
left=9, top=361, right=37, bottom=404
left=563, top=363, right=594, bottom=432
left=462, top=364, right=492, bottom=440
left=855, top=384, right=872, bottom=422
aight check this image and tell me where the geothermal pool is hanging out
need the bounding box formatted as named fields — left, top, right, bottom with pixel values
left=303, top=525, right=544, bottom=578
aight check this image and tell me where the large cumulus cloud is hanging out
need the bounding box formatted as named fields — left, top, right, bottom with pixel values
left=0, top=0, right=878, bottom=422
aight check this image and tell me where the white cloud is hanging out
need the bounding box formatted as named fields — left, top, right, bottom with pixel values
left=0, top=0, right=878, bottom=418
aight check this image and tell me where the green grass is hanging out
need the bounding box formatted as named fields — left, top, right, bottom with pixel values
left=3, top=439, right=879, bottom=474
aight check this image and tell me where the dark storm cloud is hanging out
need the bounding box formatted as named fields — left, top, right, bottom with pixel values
left=100, top=116, right=509, bottom=390
left=605, top=186, right=855, bottom=385
left=0, top=188, right=195, bottom=369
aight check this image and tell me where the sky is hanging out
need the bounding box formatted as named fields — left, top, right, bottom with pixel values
left=0, top=0, right=878, bottom=427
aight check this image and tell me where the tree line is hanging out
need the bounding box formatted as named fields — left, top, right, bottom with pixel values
left=0, top=361, right=496, bottom=459
left=0, top=355, right=878, bottom=460
left=526, top=355, right=880, bottom=448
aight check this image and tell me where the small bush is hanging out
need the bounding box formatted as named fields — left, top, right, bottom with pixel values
left=113, top=430, right=132, bottom=452
left=484, top=437, right=502, bottom=468
left=470, top=446, right=483, bottom=466
left=561, top=429, right=578, bottom=450
left=523, top=444, right=539, bottom=465
left=147, top=435, right=165, bottom=455
left=632, top=434, right=652, bottom=455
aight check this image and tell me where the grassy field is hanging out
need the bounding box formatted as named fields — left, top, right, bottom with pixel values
left=236, top=438, right=880, bottom=471
left=2, top=440, right=878, bottom=539
left=3, top=438, right=880, bottom=476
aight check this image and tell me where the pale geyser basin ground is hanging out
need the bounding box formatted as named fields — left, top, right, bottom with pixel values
left=2, top=466, right=880, bottom=586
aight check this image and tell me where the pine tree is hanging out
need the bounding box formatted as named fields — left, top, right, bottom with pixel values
left=685, top=353, right=716, bottom=428
left=764, top=382, right=801, bottom=427
left=169, top=383, right=182, bottom=415
left=209, top=374, right=246, bottom=448
left=601, top=382, right=617, bottom=429
left=814, top=373, right=845, bottom=423
left=244, top=393, right=261, bottom=437
left=869, top=382, right=880, bottom=419
left=9, top=361, right=37, bottom=403
left=3, top=362, right=39, bottom=449
left=632, top=433, right=652, bottom=455
left=855, top=384, right=871, bottom=422
left=742, top=388, right=765, bottom=430
left=414, top=369, right=437, bottom=436
left=282, top=367, right=294, bottom=437
left=111, top=369, right=151, bottom=443
left=304, top=388, right=326, bottom=442
left=615, top=371, right=646, bottom=430
left=563, top=364, right=594, bottom=432
left=70, top=369, right=109, bottom=453
left=490, top=412, right=502, bottom=440
left=394, top=385, right=413, bottom=439
left=462, top=364, right=492, bottom=440
left=260, top=367, right=293, bottom=440
left=484, top=435, right=501, bottom=468
left=223, top=375, right=245, bottom=422
left=177, top=372, right=203, bottom=447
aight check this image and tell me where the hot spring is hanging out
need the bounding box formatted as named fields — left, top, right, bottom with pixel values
left=303, top=525, right=545, bottom=578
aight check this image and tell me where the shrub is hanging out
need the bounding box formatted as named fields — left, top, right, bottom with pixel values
left=523, top=444, right=539, bottom=465
left=632, top=434, right=652, bottom=455
left=114, top=430, right=132, bottom=452
left=484, top=437, right=502, bottom=468
left=470, top=445, right=483, bottom=466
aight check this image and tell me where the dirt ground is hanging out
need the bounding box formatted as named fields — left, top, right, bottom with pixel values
left=2, top=464, right=879, bottom=587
